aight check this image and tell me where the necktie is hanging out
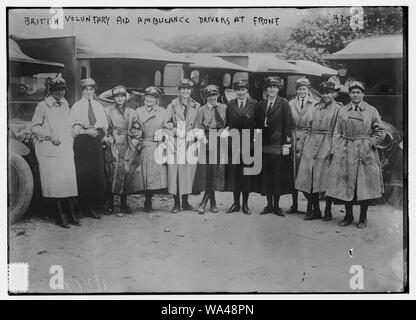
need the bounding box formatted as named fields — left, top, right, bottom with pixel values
left=301, top=98, right=304, bottom=110
left=88, top=99, right=96, bottom=126
left=213, top=105, right=224, bottom=128
left=267, top=101, right=273, bottom=114
left=354, top=104, right=359, bottom=111
left=239, top=100, right=243, bottom=109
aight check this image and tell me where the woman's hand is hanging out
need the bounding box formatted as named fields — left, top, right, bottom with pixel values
left=86, top=128, right=99, bottom=138
left=49, top=133, right=61, bottom=145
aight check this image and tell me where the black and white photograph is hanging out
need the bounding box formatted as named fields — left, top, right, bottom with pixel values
left=5, top=3, right=408, bottom=296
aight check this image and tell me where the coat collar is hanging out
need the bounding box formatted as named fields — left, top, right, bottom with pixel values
left=346, top=100, right=366, bottom=111
left=45, top=96, right=68, bottom=108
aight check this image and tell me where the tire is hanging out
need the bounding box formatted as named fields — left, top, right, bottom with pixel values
left=8, top=151, right=34, bottom=224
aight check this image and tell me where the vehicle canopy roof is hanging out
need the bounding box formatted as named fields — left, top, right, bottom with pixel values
left=286, top=59, right=337, bottom=77
left=178, top=53, right=252, bottom=72
left=324, top=34, right=403, bottom=60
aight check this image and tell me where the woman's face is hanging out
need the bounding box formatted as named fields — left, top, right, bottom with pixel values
left=349, top=89, right=364, bottom=104
left=297, top=86, right=309, bottom=98
left=207, top=94, right=218, bottom=105
left=144, top=95, right=157, bottom=107
left=82, top=86, right=95, bottom=100
left=236, top=88, right=248, bottom=100
left=321, top=91, right=334, bottom=104
left=179, top=87, right=191, bottom=99
left=338, top=67, right=348, bottom=77
left=266, top=85, right=279, bottom=98
left=51, top=88, right=66, bottom=101
left=114, top=94, right=126, bottom=106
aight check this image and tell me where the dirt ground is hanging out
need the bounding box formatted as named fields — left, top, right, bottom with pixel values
left=9, top=192, right=406, bottom=293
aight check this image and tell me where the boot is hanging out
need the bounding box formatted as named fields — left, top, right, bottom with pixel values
left=209, top=192, right=218, bottom=213
left=242, top=192, right=251, bottom=215
left=120, top=195, right=133, bottom=215
left=144, top=192, right=154, bottom=213
left=104, top=195, right=114, bottom=215
left=322, top=198, right=333, bottom=221
left=287, top=192, right=298, bottom=214
left=226, top=192, right=241, bottom=213
left=171, top=195, right=181, bottom=214
left=181, top=194, right=194, bottom=211
left=339, top=203, right=354, bottom=226
left=304, top=194, right=321, bottom=220
left=68, top=198, right=81, bottom=226
left=197, top=192, right=210, bottom=214
left=260, top=195, right=274, bottom=215
left=56, top=199, right=70, bottom=229
left=273, top=195, right=285, bottom=217
left=357, top=203, right=368, bottom=228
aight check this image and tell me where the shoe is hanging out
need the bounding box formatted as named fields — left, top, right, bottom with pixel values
left=357, top=219, right=367, bottom=229
left=242, top=204, right=251, bottom=215
left=182, top=202, right=194, bottom=211
left=210, top=206, right=218, bottom=213
left=274, top=207, right=285, bottom=217
left=56, top=220, right=71, bottom=229
left=116, top=213, right=124, bottom=217
left=260, top=206, right=274, bottom=215
left=197, top=206, right=205, bottom=214
left=171, top=204, right=180, bottom=214
left=226, top=203, right=240, bottom=213
left=104, top=206, right=114, bottom=215
left=120, top=205, right=133, bottom=215
left=339, top=218, right=354, bottom=226
left=91, top=210, right=102, bottom=219
left=144, top=201, right=154, bottom=213
left=322, top=210, right=332, bottom=221
left=287, top=205, right=298, bottom=214
left=304, top=211, right=322, bottom=220
left=68, top=201, right=81, bottom=226
left=68, top=216, right=81, bottom=226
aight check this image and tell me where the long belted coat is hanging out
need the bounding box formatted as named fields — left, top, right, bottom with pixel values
left=289, top=94, right=317, bottom=179
left=164, top=97, right=200, bottom=196
left=295, top=100, right=342, bottom=194
left=256, top=96, right=293, bottom=195
left=326, top=101, right=386, bottom=201
left=104, top=104, right=142, bottom=195
left=224, top=97, right=259, bottom=192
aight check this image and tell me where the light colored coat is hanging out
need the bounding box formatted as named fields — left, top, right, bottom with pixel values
left=295, top=100, right=342, bottom=194
left=326, top=101, right=386, bottom=201
left=289, top=94, right=317, bottom=178
left=164, top=97, right=200, bottom=196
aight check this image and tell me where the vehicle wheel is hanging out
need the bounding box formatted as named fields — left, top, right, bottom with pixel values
left=8, top=151, right=34, bottom=224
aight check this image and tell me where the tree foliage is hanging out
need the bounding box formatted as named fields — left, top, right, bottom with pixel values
left=283, top=7, right=403, bottom=63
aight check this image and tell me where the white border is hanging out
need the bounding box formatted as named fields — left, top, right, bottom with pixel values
left=1, top=0, right=414, bottom=300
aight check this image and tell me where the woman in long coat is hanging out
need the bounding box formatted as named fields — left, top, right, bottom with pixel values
left=31, top=76, right=79, bottom=228
left=224, top=79, right=259, bottom=215
left=104, top=85, right=142, bottom=216
left=70, top=78, right=108, bottom=219
left=256, top=76, right=293, bottom=216
left=288, top=77, right=317, bottom=214
left=164, top=79, right=200, bottom=213
left=193, top=85, right=227, bottom=214
left=295, top=81, right=342, bottom=221
left=326, top=81, right=385, bottom=228
left=134, top=86, right=168, bottom=212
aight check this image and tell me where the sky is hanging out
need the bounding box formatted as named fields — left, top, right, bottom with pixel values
left=8, top=7, right=311, bottom=45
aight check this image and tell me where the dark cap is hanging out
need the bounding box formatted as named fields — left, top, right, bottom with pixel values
left=112, top=85, right=127, bottom=97
left=336, top=62, right=348, bottom=69
left=144, top=86, right=162, bottom=98
left=296, top=77, right=310, bottom=89
left=80, top=78, right=96, bottom=90
left=178, top=79, right=193, bottom=89
left=348, top=81, right=365, bottom=93
left=49, top=75, right=66, bottom=91
left=233, top=78, right=249, bottom=90
left=264, top=76, right=282, bottom=89
left=318, top=81, right=338, bottom=93
left=204, top=85, right=219, bottom=97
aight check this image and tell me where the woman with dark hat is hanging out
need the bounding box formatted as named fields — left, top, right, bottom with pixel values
left=164, top=79, right=201, bottom=213
left=70, top=78, right=108, bottom=219
left=326, top=81, right=385, bottom=228
left=135, top=86, right=168, bottom=212
left=103, top=85, right=143, bottom=216
left=193, top=84, right=227, bottom=214
left=288, top=77, right=318, bottom=214
left=224, top=78, right=259, bottom=215
left=31, top=76, right=79, bottom=228
left=257, top=76, right=293, bottom=216
left=295, top=81, right=342, bottom=221
left=328, top=62, right=355, bottom=104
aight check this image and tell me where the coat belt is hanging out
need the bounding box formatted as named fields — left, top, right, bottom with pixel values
left=310, top=129, right=333, bottom=134
left=341, top=134, right=371, bottom=140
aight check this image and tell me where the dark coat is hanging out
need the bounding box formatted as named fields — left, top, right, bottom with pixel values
left=224, top=97, right=259, bottom=192
left=256, top=96, right=294, bottom=195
